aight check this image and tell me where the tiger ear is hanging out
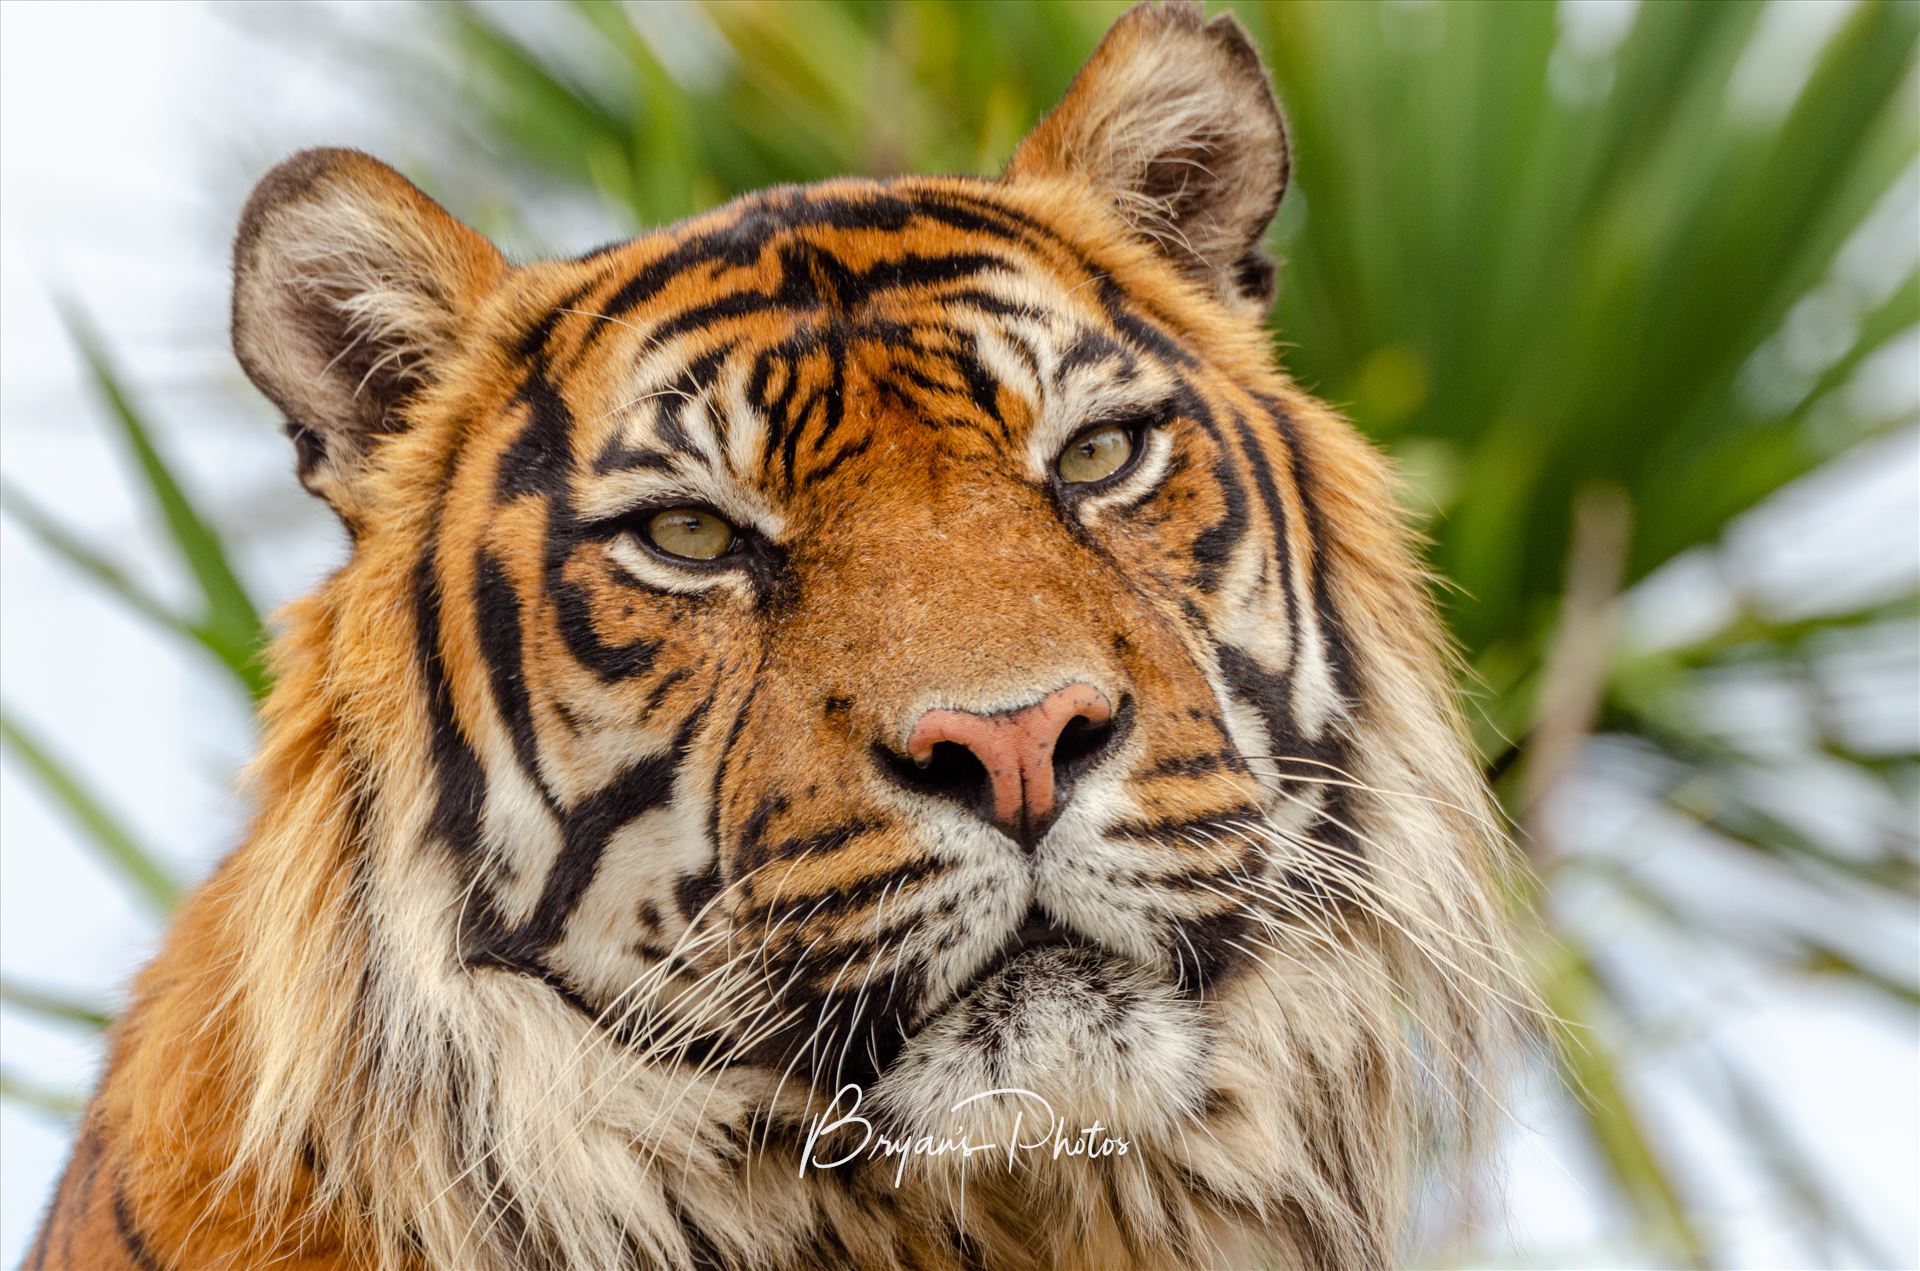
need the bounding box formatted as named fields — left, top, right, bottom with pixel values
left=231, top=148, right=505, bottom=528
left=1005, top=1, right=1289, bottom=315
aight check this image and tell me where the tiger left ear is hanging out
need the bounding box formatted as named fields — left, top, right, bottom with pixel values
left=231, top=148, right=506, bottom=530
left=1005, top=1, right=1289, bottom=315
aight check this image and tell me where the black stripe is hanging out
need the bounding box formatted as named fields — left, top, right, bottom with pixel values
left=515, top=279, right=598, bottom=362
left=496, top=376, right=573, bottom=503
left=111, top=1183, right=165, bottom=1271
left=1190, top=453, right=1252, bottom=592
left=737, top=817, right=879, bottom=877
left=747, top=343, right=802, bottom=449
left=1057, top=328, right=1129, bottom=378
left=641, top=667, right=692, bottom=719
left=731, top=793, right=790, bottom=877
left=1099, top=275, right=1196, bottom=368
left=705, top=667, right=762, bottom=875
left=798, top=433, right=872, bottom=490
left=1170, top=385, right=1259, bottom=601
left=1223, top=402, right=1300, bottom=654
left=475, top=706, right=705, bottom=966
left=1167, top=905, right=1254, bottom=995
left=474, top=549, right=556, bottom=807
left=416, top=544, right=489, bottom=864
left=583, top=184, right=1048, bottom=349
left=777, top=241, right=1017, bottom=311
left=509, top=371, right=663, bottom=682
left=951, top=330, right=1006, bottom=423
left=940, top=287, right=1047, bottom=323
left=1214, top=638, right=1357, bottom=874
left=920, top=182, right=1068, bottom=249
left=781, top=326, right=845, bottom=487
left=1254, top=392, right=1358, bottom=698
left=649, top=290, right=786, bottom=343
left=675, top=860, right=723, bottom=925
left=746, top=853, right=948, bottom=922
left=534, top=749, right=683, bottom=939
left=1107, top=807, right=1267, bottom=849
left=657, top=347, right=734, bottom=458
left=1137, top=749, right=1237, bottom=780
left=591, top=441, right=677, bottom=475
left=735, top=956, right=922, bottom=1092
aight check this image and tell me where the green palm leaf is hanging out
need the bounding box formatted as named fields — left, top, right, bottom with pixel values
left=0, top=708, right=180, bottom=916
left=55, top=301, right=269, bottom=699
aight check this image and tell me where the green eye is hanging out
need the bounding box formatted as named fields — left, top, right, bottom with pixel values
left=645, top=507, right=736, bottom=561
left=1056, top=424, right=1137, bottom=484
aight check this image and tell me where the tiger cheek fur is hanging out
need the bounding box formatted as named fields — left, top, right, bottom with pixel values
left=30, top=5, right=1521, bottom=1271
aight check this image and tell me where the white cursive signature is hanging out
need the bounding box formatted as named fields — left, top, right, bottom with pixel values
left=799, top=1083, right=1131, bottom=1187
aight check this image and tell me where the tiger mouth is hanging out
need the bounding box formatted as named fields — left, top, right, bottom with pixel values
left=916, top=902, right=1100, bottom=1026
left=734, top=907, right=1126, bottom=1092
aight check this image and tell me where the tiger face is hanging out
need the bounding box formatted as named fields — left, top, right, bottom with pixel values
left=464, top=182, right=1295, bottom=1133
left=224, top=4, right=1514, bottom=1266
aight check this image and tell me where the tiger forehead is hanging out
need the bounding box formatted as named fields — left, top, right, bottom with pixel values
left=563, top=314, right=1168, bottom=517
left=504, top=183, right=1172, bottom=507
left=536, top=178, right=1089, bottom=352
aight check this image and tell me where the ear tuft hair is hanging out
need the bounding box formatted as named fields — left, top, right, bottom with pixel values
left=1006, top=1, right=1290, bottom=315
left=231, top=148, right=504, bottom=528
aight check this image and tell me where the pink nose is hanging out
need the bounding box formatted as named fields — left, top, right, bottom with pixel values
left=906, top=684, right=1114, bottom=848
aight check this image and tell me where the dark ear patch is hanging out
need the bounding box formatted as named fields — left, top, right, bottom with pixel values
left=1234, top=253, right=1278, bottom=310
left=285, top=420, right=327, bottom=482
left=231, top=148, right=505, bottom=527
left=1005, top=1, right=1289, bottom=315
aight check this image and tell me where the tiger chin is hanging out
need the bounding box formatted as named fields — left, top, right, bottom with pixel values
left=29, top=4, right=1523, bottom=1269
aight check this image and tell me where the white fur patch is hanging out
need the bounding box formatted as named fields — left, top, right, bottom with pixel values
left=872, top=947, right=1208, bottom=1162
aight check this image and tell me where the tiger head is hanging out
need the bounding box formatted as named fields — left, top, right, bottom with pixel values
left=219, top=3, right=1518, bottom=1267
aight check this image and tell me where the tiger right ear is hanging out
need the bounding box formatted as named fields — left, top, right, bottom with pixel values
left=1005, top=1, right=1289, bottom=316
left=231, top=148, right=505, bottom=528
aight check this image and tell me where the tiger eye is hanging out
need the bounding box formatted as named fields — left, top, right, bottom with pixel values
left=1056, top=424, right=1136, bottom=484
left=644, top=508, right=736, bottom=561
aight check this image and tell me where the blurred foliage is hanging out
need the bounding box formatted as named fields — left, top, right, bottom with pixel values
left=0, top=712, right=180, bottom=918
left=3, top=1, right=1915, bottom=1266
left=0, top=306, right=270, bottom=700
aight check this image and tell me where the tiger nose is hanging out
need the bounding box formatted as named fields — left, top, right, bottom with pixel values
left=903, top=684, right=1116, bottom=851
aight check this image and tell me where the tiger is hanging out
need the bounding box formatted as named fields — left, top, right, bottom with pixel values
left=27, top=4, right=1522, bottom=1269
